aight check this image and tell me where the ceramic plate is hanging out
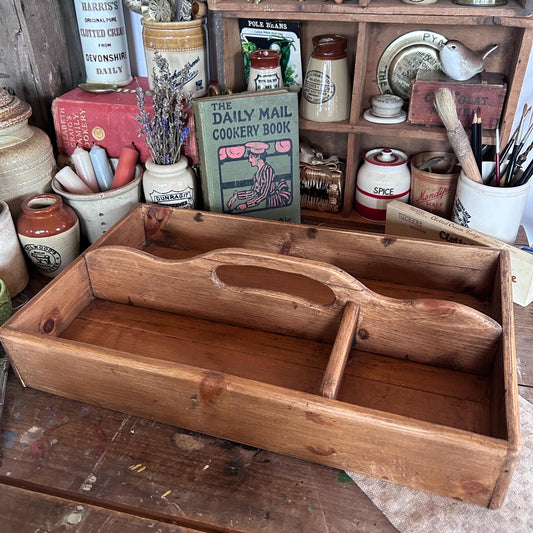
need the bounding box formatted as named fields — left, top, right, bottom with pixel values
left=377, top=30, right=448, bottom=101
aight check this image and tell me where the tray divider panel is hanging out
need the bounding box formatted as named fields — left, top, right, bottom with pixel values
left=320, top=301, right=360, bottom=399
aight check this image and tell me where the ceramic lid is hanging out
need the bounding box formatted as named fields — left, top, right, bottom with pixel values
left=365, top=148, right=408, bottom=166
left=250, top=49, right=281, bottom=69
left=0, top=88, right=32, bottom=130
left=312, top=35, right=347, bottom=59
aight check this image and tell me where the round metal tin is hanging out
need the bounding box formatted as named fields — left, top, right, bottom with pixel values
left=377, top=30, right=448, bottom=101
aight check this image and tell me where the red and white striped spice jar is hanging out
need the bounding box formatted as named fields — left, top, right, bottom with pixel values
left=355, top=148, right=410, bottom=221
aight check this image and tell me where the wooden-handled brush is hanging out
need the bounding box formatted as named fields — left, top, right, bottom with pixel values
left=434, top=88, right=484, bottom=184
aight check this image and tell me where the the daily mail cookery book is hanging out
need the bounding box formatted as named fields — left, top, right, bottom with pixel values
left=193, top=89, right=300, bottom=223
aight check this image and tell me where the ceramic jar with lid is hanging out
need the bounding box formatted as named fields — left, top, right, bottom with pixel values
left=0, top=88, right=57, bottom=220
left=17, top=194, right=80, bottom=278
left=301, top=34, right=351, bottom=122
left=355, top=148, right=410, bottom=221
left=247, top=49, right=283, bottom=91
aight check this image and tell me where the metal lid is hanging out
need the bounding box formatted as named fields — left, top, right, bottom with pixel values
left=0, top=88, right=32, bottom=130
left=364, top=148, right=408, bottom=166
left=377, top=30, right=447, bottom=101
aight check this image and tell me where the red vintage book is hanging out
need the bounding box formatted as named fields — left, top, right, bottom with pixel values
left=52, top=77, right=199, bottom=166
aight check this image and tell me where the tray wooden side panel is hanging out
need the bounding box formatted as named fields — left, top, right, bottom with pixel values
left=487, top=252, right=521, bottom=508
left=0, top=331, right=509, bottom=508
left=3, top=259, right=92, bottom=338
left=84, top=246, right=502, bottom=373
left=132, top=205, right=500, bottom=302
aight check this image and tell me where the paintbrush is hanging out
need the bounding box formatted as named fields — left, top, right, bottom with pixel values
left=434, top=88, right=483, bottom=184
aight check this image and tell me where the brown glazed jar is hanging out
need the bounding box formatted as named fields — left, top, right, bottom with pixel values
left=17, top=194, right=80, bottom=278
left=247, top=49, right=282, bottom=91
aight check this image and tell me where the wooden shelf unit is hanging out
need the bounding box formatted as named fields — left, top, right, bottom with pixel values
left=207, top=0, right=533, bottom=222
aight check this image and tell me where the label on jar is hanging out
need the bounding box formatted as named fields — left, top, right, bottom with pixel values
left=73, top=0, right=132, bottom=86
left=302, top=70, right=335, bottom=104
left=249, top=69, right=281, bottom=91
left=148, top=187, right=195, bottom=209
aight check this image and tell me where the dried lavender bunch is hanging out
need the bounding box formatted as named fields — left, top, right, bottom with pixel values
left=136, top=50, right=192, bottom=165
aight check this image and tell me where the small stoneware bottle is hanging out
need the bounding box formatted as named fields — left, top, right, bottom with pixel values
left=355, top=148, right=410, bottom=221
left=247, top=49, right=283, bottom=91
left=301, top=34, right=351, bottom=122
left=17, top=194, right=80, bottom=278
left=142, top=157, right=196, bottom=209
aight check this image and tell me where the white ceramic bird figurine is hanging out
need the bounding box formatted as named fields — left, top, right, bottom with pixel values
left=439, top=40, right=498, bottom=81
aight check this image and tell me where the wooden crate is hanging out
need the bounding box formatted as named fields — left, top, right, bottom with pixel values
left=0, top=205, right=520, bottom=508
left=408, top=71, right=507, bottom=129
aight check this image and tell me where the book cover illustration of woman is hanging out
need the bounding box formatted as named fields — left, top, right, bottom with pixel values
left=226, top=141, right=292, bottom=212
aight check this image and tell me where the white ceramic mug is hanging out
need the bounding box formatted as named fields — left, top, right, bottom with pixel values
left=452, top=162, right=531, bottom=244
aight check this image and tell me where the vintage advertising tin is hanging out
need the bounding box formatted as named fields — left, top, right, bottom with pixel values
left=355, top=148, right=410, bottom=221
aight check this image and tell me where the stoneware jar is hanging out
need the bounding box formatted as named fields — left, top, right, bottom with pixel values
left=143, top=157, right=196, bottom=209
left=247, top=49, right=282, bottom=91
left=0, top=200, right=29, bottom=297
left=17, top=194, right=80, bottom=278
left=73, top=0, right=132, bottom=86
left=0, top=88, right=56, bottom=220
left=301, top=34, right=351, bottom=122
left=355, top=148, right=410, bottom=221
left=141, top=15, right=208, bottom=98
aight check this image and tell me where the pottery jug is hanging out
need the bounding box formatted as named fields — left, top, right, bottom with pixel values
left=355, top=148, right=410, bottom=221
left=301, top=35, right=351, bottom=122
left=247, top=50, right=282, bottom=91
left=141, top=16, right=208, bottom=98
left=17, top=194, right=80, bottom=278
left=0, top=88, right=56, bottom=220
left=143, top=157, right=196, bottom=209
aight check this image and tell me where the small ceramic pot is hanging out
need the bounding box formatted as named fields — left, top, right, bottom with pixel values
left=355, top=148, right=411, bottom=221
left=143, top=156, right=196, bottom=209
left=247, top=49, right=282, bottom=91
left=371, top=94, right=404, bottom=118
left=0, top=200, right=29, bottom=297
left=17, top=194, right=80, bottom=278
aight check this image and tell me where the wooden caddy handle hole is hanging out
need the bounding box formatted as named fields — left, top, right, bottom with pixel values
left=215, top=264, right=336, bottom=305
